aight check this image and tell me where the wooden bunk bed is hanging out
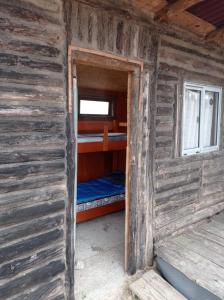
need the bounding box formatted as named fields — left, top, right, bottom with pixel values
left=78, top=122, right=127, bottom=153
left=76, top=120, right=127, bottom=223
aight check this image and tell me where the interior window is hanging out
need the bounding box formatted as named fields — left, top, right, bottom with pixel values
left=182, top=83, right=222, bottom=156
left=79, top=99, right=110, bottom=116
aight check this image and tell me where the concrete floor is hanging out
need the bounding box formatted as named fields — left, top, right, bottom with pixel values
left=75, top=211, right=132, bottom=300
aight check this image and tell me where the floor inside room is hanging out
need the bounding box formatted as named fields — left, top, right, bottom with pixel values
left=75, top=211, right=131, bottom=300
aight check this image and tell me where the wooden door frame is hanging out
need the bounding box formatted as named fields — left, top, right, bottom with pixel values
left=67, top=46, right=153, bottom=277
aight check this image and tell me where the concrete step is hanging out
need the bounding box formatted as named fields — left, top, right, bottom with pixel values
left=130, top=270, right=187, bottom=300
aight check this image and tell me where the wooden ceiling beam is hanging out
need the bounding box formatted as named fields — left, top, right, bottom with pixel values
left=169, top=10, right=215, bottom=35
left=129, top=0, right=167, bottom=16
left=155, top=0, right=203, bottom=21
left=154, top=0, right=215, bottom=36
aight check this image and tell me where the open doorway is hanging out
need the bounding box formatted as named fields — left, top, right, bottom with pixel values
left=75, top=63, right=128, bottom=299
left=68, top=47, right=151, bottom=300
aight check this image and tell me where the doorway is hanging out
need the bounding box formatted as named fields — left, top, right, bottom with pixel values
left=67, top=47, right=151, bottom=299
left=75, top=63, right=128, bottom=299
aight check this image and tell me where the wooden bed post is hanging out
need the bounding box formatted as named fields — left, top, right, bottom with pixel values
left=103, top=125, right=109, bottom=151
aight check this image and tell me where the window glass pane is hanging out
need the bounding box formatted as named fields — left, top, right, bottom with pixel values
left=202, top=91, right=219, bottom=147
left=183, top=89, right=201, bottom=151
left=80, top=100, right=109, bottom=115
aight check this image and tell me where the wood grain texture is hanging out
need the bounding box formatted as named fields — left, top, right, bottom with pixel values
left=1, top=1, right=224, bottom=298
left=155, top=212, right=224, bottom=299
left=0, top=0, right=68, bottom=298
left=130, top=269, right=187, bottom=300
left=72, top=0, right=224, bottom=275
left=154, top=33, right=224, bottom=241
left=71, top=0, right=159, bottom=274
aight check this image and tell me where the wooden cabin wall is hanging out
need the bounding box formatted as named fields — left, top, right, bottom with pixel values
left=72, top=0, right=156, bottom=272
left=72, top=2, right=158, bottom=63
left=0, top=0, right=69, bottom=299
left=154, top=35, right=224, bottom=241
left=1, top=0, right=223, bottom=295
left=72, top=1, right=224, bottom=250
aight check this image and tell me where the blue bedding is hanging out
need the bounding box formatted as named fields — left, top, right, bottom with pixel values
left=77, top=172, right=125, bottom=204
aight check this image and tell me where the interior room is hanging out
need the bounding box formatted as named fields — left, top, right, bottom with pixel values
left=74, top=64, right=129, bottom=299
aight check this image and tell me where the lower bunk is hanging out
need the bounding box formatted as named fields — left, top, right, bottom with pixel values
left=76, top=172, right=125, bottom=223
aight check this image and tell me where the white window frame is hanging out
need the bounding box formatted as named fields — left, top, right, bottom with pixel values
left=182, top=82, right=222, bottom=156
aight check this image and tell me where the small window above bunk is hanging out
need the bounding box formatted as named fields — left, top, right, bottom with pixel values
left=79, top=96, right=113, bottom=119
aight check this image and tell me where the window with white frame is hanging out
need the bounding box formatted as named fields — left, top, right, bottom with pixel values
left=182, top=83, right=222, bottom=156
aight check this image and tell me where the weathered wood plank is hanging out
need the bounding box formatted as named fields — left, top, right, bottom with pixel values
left=0, top=68, right=63, bottom=87
left=213, top=212, right=224, bottom=224
left=175, top=232, right=224, bottom=267
left=0, top=228, right=63, bottom=265
left=11, top=278, right=64, bottom=300
left=155, top=202, right=224, bottom=240
left=0, top=39, right=61, bottom=58
left=0, top=133, right=65, bottom=149
left=130, top=270, right=186, bottom=300
left=0, top=160, right=64, bottom=180
left=0, top=0, right=61, bottom=25
left=0, top=214, right=64, bottom=244
left=156, top=213, right=224, bottom=298
left=0, top=185, right=65, bottom=209
left=0, top=245, right=63, bottom=280
left=200, top=220, right=224, bottom=239
left=156, top=241, right=224, bottom=298
left=0, top=83, right=64, bottom=101
left=0, top=0, right=67, bottom=298
left=0, top=149, right=65, bottom=163
left=0, top=200, right=65, bottom=227
left=191, top=227, right=224, bottom=247
left=0, top=16, right=62, bottom=47
left=0, top=260, right=65, bottom=300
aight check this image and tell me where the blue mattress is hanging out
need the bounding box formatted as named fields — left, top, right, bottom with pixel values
left=77, top=172, right=125, bottom=204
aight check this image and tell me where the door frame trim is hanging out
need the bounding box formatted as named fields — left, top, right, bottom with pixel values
left=67, top=45, right=153, bottom=283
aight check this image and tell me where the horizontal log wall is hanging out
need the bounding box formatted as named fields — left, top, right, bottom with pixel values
left=155, top=34, right=224, bottom=241
left=0, top=0, right=68, bottom=299
left=72, top=0, right=224, bottom=265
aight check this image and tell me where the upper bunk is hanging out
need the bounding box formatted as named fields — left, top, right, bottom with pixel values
left=78, top=120, right=127, bottom=153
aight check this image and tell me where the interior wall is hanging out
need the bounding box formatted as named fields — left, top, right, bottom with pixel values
left=0, top=0, right=68, bottom=299
left=78, top=152, right=113, bottom=182
left=77, top=64, right=128, bottom=92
